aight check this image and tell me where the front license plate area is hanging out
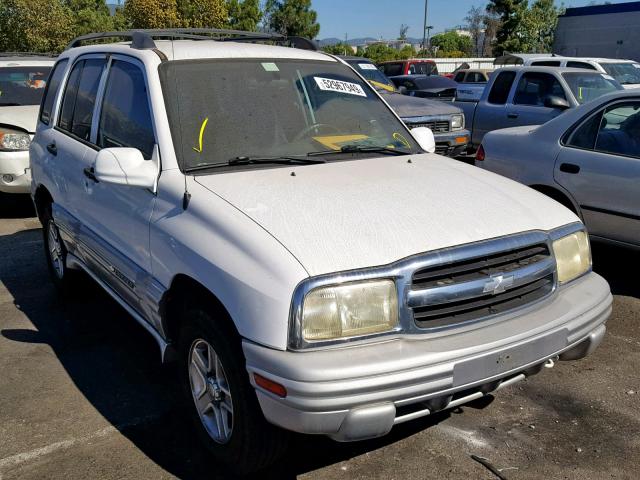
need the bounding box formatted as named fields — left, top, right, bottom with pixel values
left=453, top=330, right=567, bottom=388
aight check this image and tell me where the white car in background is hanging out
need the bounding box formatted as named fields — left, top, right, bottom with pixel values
left=0, top=54, right=54, bottom=194
left=476, top=90, right=640, bottom=248
left=495, top=54, right=640, bottom=89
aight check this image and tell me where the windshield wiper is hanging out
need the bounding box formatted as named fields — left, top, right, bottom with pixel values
left=184, top=155, right=326, bottom=173
left=228, top=156, right=326, bottom=166
left=308, top=145, right=413, bottom=157
left=0, top=102, right=22, bottom=107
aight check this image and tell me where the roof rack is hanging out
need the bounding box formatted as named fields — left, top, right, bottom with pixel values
left=66, top=29, right=318, bottom=52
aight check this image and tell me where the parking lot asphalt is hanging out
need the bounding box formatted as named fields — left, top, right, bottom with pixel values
left=0, top=197, right=638, bottom=480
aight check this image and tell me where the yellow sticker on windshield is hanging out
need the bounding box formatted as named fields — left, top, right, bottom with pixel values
left=313, top=134, right=369, bottom=150
left=370, top=80, right=395, bottom=92
left=192, top=117, right=209, bottom=153
left=393, top=132, right=411, bottom=148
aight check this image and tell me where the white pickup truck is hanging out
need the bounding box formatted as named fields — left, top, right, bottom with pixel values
left=30, top=30, right=612, bottom=474
left=455, top=66, right=623, bottom=149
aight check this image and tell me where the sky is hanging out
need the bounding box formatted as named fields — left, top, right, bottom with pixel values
left=313, top=0, right=639, bottom=40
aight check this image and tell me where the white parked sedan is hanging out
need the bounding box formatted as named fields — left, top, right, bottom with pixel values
left=0, top=55, right=54, bottom=194
left=476, top=91, right=639, bottom=248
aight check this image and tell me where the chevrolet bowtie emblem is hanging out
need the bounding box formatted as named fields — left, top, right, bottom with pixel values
left=483, top=274, right=515, bottom=295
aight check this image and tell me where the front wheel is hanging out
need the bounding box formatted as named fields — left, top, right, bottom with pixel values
left=178, top=307, right=289, bottom=474
left=42, top=205, right=77, bottom=293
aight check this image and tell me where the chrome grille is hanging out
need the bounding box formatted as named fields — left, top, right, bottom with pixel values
left=409, top=243, right=555, bottom=329
left=410, top=120, right=450, bottom=133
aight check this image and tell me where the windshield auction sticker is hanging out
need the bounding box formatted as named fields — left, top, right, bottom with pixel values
left=314, top=77, right=367, bottom=97
left=358, top=63, right=378, bottom=70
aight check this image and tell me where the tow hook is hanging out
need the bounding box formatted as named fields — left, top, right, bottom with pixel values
left=544, top=356, right=558, bottom=369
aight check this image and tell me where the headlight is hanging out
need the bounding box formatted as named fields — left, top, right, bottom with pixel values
left=553, top=230, right=591, bottom=284
left=301, top=279, right=398, bottom=342
left=451, top=114, right=464, bottom=130
left=0, top=128, right=31, bottom=151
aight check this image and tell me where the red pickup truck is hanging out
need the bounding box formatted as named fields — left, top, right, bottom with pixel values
left=378, top=59, right=438, bottom=77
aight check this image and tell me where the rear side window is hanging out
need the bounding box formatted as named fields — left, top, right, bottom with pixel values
left=468, top=72, right=487, bottom=83
left=567, top=111, right=603, bottom=150
left=567, top=61, right=597, bottom=70
left=58, top=58, right=106, bottom=141
left=514, top=72, right=566, bottom=106
left=488, top=71, right=517, bottom=104
left=381, top=63, right=403, bottom=77
left=39, top=59, right=68, bottom=125
left=98, top=60, right=155, bottom=159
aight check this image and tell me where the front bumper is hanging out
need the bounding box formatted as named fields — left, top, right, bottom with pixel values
left=434, top=129, right=470, bottom=156
left=244, top=272, right=611, bottom=441
left=0, top=150, right=31, bottom=193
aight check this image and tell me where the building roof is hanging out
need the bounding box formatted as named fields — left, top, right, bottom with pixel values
left=562, top=1, right=640, bottom=17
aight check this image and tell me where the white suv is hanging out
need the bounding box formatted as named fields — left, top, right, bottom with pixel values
left=30, top=30, right=612, bottom=474
left=0, top=54, right=54, bottom=194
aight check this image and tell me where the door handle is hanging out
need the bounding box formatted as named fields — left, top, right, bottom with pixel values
left=46, top=143, right=57, bottom=155
left=83, top=166, right=99, bottom=183
left=507, top=113, right=519, bottom=119
left=560, top=163, right=580, bottom=174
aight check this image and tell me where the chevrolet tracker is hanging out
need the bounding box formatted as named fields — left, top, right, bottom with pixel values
left=29, top=29, right=612, bottom=474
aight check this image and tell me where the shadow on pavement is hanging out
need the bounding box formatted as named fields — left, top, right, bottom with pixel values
left=591, top=241, right=640, bottom=299
left=0, top=193, right=36, bottom=219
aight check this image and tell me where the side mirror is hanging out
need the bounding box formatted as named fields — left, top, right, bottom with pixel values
left=94, top=148, right=157, bottom=189
left=398, top=85, right=408, bottom=95
left=411, top=126, right=436, bottom=154
left=544, top=95, right=571, bottom=110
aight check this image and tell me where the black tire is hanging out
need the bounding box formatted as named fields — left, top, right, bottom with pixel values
left=178, top=305, right=289, bottom=475
left=41, top=204, right=78, bottom=293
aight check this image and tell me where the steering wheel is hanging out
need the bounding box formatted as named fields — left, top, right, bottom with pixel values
left=293, top=123, right=342, bottom=143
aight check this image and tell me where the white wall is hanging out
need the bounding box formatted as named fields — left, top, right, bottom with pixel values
left=432, top=58, right=496, bottom=74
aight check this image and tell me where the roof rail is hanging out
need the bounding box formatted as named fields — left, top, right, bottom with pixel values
left=66, top=29, right=318, bottom=52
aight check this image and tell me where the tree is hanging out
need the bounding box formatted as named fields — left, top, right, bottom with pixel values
left=521, top=0, right=562, bottom=53
left=179, top=0, right=227, bottom=28
left=264, top=0, right=320, bottom=39
left=362, top=43, right=399, bottom=63
left=64, top=0, right=117, bottom=37
left=430, top=31, right=473, bottom=56
left=465, top=6, right=484, bottom=56
left=487, top=0, right=528, bottom=56
left=0, top=0, right=74, bottom=53
left=399, top=24, right=409, bottom=41
left=124, top=0, right=181, bottom=29
left=482, top=9, right=502, bottom=56
left=227, top=0, right=262, bottom=31
left=321, top=42, right=353, bottom=56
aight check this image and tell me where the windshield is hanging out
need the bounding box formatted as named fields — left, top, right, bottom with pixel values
left=160, top=59, right=420, bottom=172
left=562, top=72, right=622, bottom=104
left=0, top=67, right=52, bottom=106
left=347, top=61, right=395, bottom=89
left=601, top=63, right=640, bottom=86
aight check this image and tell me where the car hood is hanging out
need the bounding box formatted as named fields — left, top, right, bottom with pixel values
left=0, top=105, right=39, bottom=133
left=195, top=155, right=578, bottom=277
left=379, top=90, right=462, bottom=117
left=621, top=83, right=640, bottom=90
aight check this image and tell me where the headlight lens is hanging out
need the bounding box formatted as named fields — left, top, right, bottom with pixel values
left=451, top=114, right=464, bottom=130
left=301, top=279, right=398, bottom=342
left=553, top=230, right=591, bottom=284
left=0, top=128, right=31, bottom=151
